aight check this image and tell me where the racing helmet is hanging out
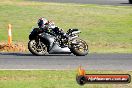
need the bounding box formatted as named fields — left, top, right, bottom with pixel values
left=38, top=17, right=48, bottom=28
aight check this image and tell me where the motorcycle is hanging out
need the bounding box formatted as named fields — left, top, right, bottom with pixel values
left=28, top=26, right=88, bottom=56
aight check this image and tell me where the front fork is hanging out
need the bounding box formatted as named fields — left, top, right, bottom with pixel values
left=35, top=37, right=43, bottom=50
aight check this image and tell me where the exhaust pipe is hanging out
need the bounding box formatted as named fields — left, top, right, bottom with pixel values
left=70, top=35, right=78, bottom=40
left=72, top=31, right=81, bottom=35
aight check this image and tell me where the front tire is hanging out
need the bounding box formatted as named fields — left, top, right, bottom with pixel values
left=70, top=39, right=88, bottom=56
left=28, top=40, right=48, bottom=56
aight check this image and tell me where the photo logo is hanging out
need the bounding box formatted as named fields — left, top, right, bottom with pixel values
left=76, top=67, right=131, bottom=85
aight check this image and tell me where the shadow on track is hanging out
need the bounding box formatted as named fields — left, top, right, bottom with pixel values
left=0, top=53, right=33, bottom=56
left=0, top=52, right=73, bottom=56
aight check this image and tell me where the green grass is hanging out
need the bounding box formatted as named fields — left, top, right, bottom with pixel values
left=0, top=70, right=131, bottom=88
left=0, top=0, right=132, bottom=53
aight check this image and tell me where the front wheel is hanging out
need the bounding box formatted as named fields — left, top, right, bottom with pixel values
left=70, top=39, right=88, bottom=56
left=28, top=40, right=48, bottom=56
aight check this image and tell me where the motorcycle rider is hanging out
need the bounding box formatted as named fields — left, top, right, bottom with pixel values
left=37, top=17, right=68, bottom=47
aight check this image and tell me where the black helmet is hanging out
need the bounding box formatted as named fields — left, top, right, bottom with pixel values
left=38, top=17, right=48, bottom=28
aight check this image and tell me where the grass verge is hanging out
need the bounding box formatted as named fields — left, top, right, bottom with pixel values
left=0, top=0, right=132, bottom=53
left=0, top=70, right=131, bottom=88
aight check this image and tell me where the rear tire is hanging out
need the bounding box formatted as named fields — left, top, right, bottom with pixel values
left=71, top=39, right=88, bottom=56
left=28, top=40, right=48, bottom=56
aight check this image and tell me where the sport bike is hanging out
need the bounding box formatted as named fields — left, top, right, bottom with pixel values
left=28, top=27, right=88, bottom=56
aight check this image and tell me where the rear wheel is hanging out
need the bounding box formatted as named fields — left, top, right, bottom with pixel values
left=28, top=40, right=48, bottom=56
left=70, top=39, right=88, bottom=56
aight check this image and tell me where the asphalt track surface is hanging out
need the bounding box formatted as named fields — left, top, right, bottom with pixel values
left=31, top=0, right=132, bottom=6
left=0, top=53, right=132, bottom=70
